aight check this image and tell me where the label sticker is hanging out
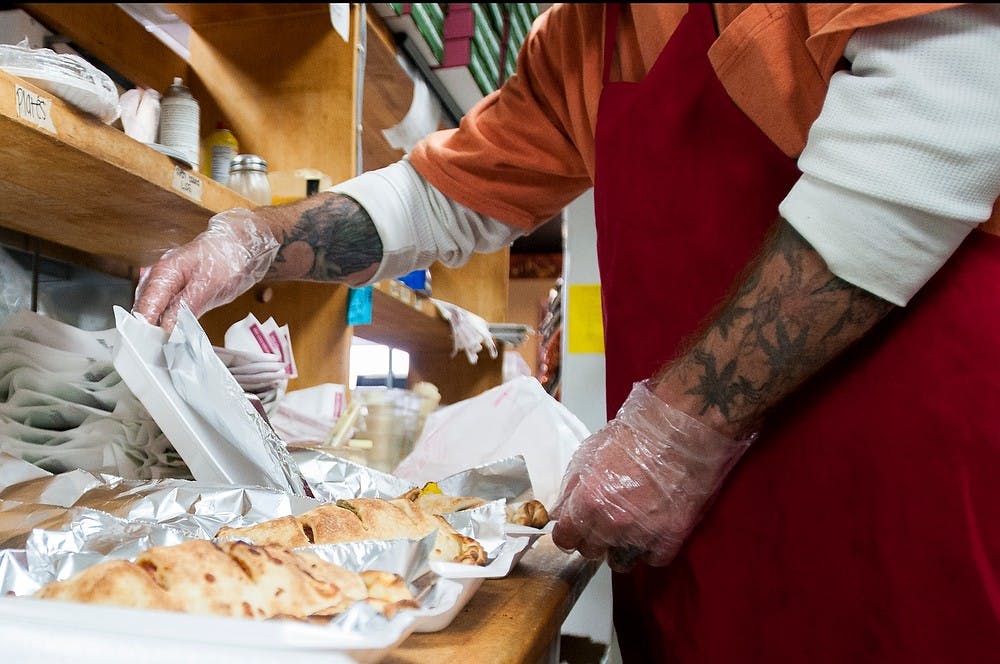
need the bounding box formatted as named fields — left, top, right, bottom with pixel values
left=567, top=283, right=605, bottom=354
left=171, top=167, right=202, bottom=202
left=15, top=85, right=56, bottom=133
left=329, top=4, right=350, bottom=42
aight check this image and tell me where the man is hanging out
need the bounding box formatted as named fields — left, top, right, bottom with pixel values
left=134, top=4, right=1000, bottom=662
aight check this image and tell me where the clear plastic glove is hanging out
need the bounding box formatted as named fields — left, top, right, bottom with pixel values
left=551, top=380, right=754, bottom=572
left=431, top=299, right=498, bottom=364
left=132, top=208, right=279, bottom=331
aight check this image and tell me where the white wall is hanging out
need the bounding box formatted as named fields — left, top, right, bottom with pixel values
left=559, top=189, right=607, bottom=434
left=557, top=189, right=615, bottom=656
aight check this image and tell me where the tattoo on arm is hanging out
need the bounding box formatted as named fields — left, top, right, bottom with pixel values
left=653, top=220, right=895, bottom=436
left=271, top=194, right=383, bottom=283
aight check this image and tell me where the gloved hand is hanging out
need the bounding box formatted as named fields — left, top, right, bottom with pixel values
left=132, top=208, right=279, bottom=331
left=551, top=380, right=754, bottom=572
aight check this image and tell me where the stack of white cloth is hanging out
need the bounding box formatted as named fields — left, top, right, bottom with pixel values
left=0, top=310, right=189, bottom=479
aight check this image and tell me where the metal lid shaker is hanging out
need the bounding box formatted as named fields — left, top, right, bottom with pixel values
left=229, top=154, right=272, bottom=206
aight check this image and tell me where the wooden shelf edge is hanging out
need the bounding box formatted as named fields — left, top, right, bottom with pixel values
left=0, top=69, right=251, bottom=267
left=166, top=3, right=330, bottom=29
left=359, top=282, right=449, bottom=354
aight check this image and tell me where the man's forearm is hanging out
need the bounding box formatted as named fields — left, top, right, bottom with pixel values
left=651, top=220, right=895, bottom=438
left=256, top=192, right=383, bottom=286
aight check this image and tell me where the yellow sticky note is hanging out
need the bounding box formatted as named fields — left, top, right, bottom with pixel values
left=567, top=284, right=605, bottom=354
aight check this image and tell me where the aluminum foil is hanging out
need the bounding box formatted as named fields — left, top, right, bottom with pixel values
left=0, top=466, right=320, bottom=546
left=0, top=499, right=71, bottom=549
left=435, top=455, right=535, bottom=502
left=0, top=501, right=460, bottom=648
left=24, top=507, right=194, bottom=586
left=440, top=498, right=506, bottom=557
left=294, top=450, right=536, bottom=505
left=0, top=451, right=50, bottom=493
left=0, top=549, right=34, bottom=597
left=0, top=445, right=544, bottom=647
left=1, top=518, right=462, bottom=651
left=304, top=532, right=436, bottom=584
left=293, top=450, right=412, bottom=501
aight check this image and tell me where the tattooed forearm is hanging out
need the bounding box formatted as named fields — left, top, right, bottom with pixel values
left=651, top=220, right=895, bottom=437
left=265, top=193, right=383, bottom=284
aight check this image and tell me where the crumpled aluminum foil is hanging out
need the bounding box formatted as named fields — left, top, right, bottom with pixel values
left=0, top=549, right=34, bottom=596
left=0, top=501, right=459, bottom=644
left=0, top=444, right=544, bottom=647
left=294, top=450, right=535, bottom=504
left=24, top=507, right=194, bottom=586
left=0, top=463, right=320, bottom=547
left=292, top=450, right=412, bottom=501
left=434, top=455, right=535, bottom=502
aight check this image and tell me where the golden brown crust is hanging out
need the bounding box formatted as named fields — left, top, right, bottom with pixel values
left=505, top=500, right=551, bottom=529
left=34, top=540, right=412, bottom=620
left=404, top=492, right=488, bottom=515
left=359, top=570, right=421, bottom=618
left=216, top=514, right=312, bottom=548
left=36, top=559, right=180, bottom=612
left=400, top=488, right=551, bottom=529
left=216, top=499, right=488, bottom=566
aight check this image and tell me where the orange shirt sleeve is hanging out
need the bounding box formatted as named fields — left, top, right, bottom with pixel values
left=408, top=4, right=605, bottom=232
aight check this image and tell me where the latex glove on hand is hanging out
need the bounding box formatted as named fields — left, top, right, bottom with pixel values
left=551, top=380, right=753, bottom=572
left=132, top=208, right=279, bottom=331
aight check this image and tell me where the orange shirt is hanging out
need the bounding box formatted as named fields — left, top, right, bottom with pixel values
left=409, top=3, right=962, bottom=232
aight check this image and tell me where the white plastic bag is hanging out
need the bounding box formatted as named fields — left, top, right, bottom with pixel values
left=393, top=376, right=590, bottom=508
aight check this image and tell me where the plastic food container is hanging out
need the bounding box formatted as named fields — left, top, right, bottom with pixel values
left=351, top=388, right=423, bottom=473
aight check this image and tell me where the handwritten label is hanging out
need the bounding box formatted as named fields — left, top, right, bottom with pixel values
left=15, top=85, right=56, bottom=133
left=329, top=4, right=350, bottom=42
left=171, top=167, right=202, bottom=202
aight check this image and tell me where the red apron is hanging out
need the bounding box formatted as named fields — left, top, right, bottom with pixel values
left=593, top=4, right=1000, bottom=663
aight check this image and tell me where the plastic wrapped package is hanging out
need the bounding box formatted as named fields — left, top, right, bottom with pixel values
left=0, top=38, right=119, bottom=123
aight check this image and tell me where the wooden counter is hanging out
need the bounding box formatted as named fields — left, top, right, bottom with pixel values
left=387, top=536, right=600, bottom=664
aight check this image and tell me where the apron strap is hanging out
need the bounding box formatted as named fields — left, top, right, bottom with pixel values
left=602, top=3, right=621, bottom=86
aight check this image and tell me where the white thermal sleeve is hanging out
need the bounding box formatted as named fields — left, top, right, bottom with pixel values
left=329, top=158, right=525, bottom=285
left=779, top=4, right=1000, bottom=306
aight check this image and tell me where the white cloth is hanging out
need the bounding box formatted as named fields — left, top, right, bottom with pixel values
left=781, top=4, right=1000, bottom=305
left=330, top=158, right=523, bottom=285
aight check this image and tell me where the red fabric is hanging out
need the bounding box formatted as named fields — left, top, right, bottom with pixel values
left=593, top=4, right=1000, bottom=663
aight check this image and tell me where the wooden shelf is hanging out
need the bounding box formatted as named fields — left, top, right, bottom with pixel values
left=0, top=69, right=251, bottom=268
left=9, top=3, right=507, bottom=401
left=166, top=3, right=328, bottom=28
left=362, top=281, right=446, bottom=354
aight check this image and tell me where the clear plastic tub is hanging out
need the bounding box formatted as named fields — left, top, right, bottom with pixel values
left=351, top=387, right=422, bottom=473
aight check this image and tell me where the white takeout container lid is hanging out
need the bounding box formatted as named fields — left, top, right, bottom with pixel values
left=0, top=595, right=412, bottom=663
left=111, top=307, right=296, bottom=491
